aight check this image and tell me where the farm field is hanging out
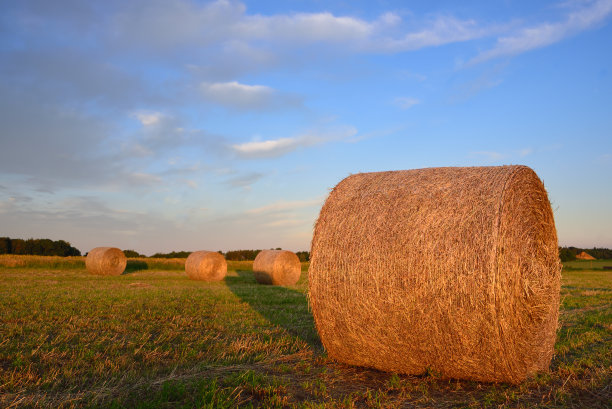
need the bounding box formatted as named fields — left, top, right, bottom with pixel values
left=0, top=256, right=610, bottom=408
left=562, top=259, right=612, bottom=271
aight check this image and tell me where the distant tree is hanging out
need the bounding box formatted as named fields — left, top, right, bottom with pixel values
left=11, top=239, right=26, bottom=255
left=559, top=247, right=576, bottom=262
left=587, top=247, right=612, bottom=260
left=0, top=237, right=80, bottom=256
left=123, top=249, right=142, bottom=258
left=0, top=237, right=11, bottom=254
left=225, top=249, right=261, bottom=261
left=296, top=251, right=310, bottom=262
left=151, top=251, right=191, bottom=258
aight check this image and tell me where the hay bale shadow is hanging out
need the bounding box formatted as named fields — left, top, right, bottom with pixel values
left=123, top=260, right=149, bottom=274
left=225, top=269, right=322, bottom=352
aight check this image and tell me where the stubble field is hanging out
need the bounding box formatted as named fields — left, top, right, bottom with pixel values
left=0, top=255, right=610, bottom=408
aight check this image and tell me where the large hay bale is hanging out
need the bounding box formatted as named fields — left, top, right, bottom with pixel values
left=185, top=251, right=227, bottom=281
left=309, top=165, right=561, bottom=383
left=253, top=250, right=301, bottom=286
left=86, top=247, right=127, bottom=276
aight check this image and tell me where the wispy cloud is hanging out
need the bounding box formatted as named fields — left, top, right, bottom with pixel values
left=225, top=172, right=265, bottom=188
left=109, top=1, right=495, bottom=59
left=263, top=219, right=304, bottom=228
left=394, top=97, right=420, bottom=110
left=246, top=198, right=323, bottom=215
left=470, top=0, right=612, bottom=64
left=449, top=63, right=507, bottom=102
left=231, top=126, right=357, bottom=158
left=200, top=81, right=288, bottom=110
left=471, top=147, right=534, bottom=162
left=599, top=153, right=612, bottom=162
left=124, top=172, right=163, bottom=186
left=472, top=151, right=506, bottom=162
left=132, top=111, right=164, bottom=126
left=376, top=16, right=492, bottom=52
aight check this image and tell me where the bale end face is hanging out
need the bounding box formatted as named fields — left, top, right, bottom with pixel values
left=308, top=165, right=561, bottom=384
left=85, top=247, right=127, bottom=276
left=185, top=251, right=227, bottom=281
left=253, top=250, right=301, bottom=286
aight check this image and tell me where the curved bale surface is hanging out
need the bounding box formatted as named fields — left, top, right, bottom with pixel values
left=309, top=165, right=561, bottom=384
left=253, top=250, right=301, bottom=286
left=86, top=247, right=127, bottom=276
left=185, top=251, right=227, bottom=281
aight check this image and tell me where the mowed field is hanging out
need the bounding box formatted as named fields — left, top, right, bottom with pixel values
left=0, top=256, right=610, bottom=408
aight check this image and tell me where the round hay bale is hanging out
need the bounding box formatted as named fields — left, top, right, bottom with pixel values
left=185, top=251, right=227, bottom=281
left=253, top=250, right=301, bottom=286
left=309, top=165, right=561, bottom=383
left=86, top=247, right=127, bottom=276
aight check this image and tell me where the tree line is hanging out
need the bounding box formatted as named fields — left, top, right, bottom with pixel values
left=558, top=246, right=612, bottom=262
left=6, top=236, right=607, bottom=263
left=0, top=237, right=81, bottom=256
left=150, top=249, right=311, bottom=262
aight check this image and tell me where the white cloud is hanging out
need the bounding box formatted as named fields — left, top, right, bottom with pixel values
left=377, top=16, right=490, bottom=52
left=225, top=172, right=265, bottom=188
left=200, top=81, right=274, bottom=109
left=125, top=172, right=162, bottom=186
left=470, top=0, right=612, bottom=64
left=264, top=219, right=304, bottom=228
left=110, top=0, right=495, bottom=59
left=132, top=111, right=164, bottom=126
left=394, top=97, right=420, bottom=110
left=231, top=126, right=357, bottom=158
left=237, top=12, right=374, bottom=44
left=232, top=137, right=299, bottom=157
left=246, top=198, right=323, bottom=215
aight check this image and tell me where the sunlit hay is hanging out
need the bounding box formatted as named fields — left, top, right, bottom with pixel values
left=185, top=251, right=227, bottom=281
left=129, top=282, right=152, bottom=288
left=309, top=165, right=561, bottom=384
left=253, top=250, right=301, bottom=286
left=85, top=247, right=127, bottom=276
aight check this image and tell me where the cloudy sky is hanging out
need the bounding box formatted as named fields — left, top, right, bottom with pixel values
left=1, top=0, right=611, bottom=255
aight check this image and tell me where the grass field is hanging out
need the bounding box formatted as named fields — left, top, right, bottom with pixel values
left=562, top=259, right=612, bottom=271
left=0, top=256, right=610, bottom=408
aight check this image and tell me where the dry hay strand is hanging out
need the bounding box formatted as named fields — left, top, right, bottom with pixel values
left=309, top=165, right=561, bottom=384
left=253, top=250, right=301, bottom=286
left=129, top=282, right=152, bottom=288
left=85, top=247, right=127, bottom=276
left=575, top=251, right=596, bottom=260
left=185, top=251, right=227, bottom=281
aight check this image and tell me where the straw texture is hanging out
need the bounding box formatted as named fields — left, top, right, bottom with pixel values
left=309, top=165, right=561, bottom=383
left=253, top=250, right=301, bottom=286
left=86, top=247, right=127, bottom=276
left=185, top=251, right=227, bottom=281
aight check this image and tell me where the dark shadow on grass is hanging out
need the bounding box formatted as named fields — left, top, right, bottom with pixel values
left=123, top=260, right=149, bottom=274
left=225, top=269, right=323, bottom=352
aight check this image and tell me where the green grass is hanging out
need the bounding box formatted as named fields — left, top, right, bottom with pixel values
left=562, top=259, right=612, bottom=271
left=0, top=258, right=610, bottom=408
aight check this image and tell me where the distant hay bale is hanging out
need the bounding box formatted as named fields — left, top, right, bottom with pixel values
left=309, top=165, right=561, bottom=384
left=575, top=251, right=596, bottom=260
left=253, top=250, right=301, bottom=286
left=86, top=247, right=127, bottom=276
left=185, top=251, right=227, bottom=281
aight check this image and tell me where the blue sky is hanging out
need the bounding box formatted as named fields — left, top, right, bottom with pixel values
left=1, top=0, right=611, bottom=255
